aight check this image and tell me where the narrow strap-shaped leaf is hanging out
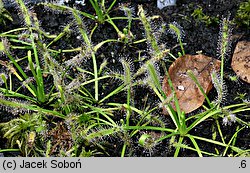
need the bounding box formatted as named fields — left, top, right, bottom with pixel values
left=188, top=135, right=203, bottom=157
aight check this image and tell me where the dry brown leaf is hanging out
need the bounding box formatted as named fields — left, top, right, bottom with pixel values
left=162, top=54, right=221, bottom=114
left=231, top=41, right=250, bottom=84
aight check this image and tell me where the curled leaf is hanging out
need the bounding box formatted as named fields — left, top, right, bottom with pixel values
left=162, top=54, right=221, bottom=114
left=231, top=41, right=250, bottom=84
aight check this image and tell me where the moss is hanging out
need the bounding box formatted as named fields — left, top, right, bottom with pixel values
left=235, top=0, right=250, bottom=27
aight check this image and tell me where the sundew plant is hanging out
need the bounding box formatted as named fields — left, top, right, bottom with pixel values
left=0, top=0, right=249, bottom=157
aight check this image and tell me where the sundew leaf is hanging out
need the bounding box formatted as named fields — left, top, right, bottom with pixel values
left=162, top=54, right=221, bottom=114
left=231, top=41, right=250, bottom=84
left=0, top=41, right=4, bottom=51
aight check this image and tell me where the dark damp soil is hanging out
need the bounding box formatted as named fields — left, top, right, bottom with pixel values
left=0, top=0, right=250, bottom=156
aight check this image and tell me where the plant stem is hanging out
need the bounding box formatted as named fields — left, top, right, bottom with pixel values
left=174, top=136, right=184, bottom=157
left=91, top=52, right=99, bottom=101
left=121, top=144, right=127, bottom=157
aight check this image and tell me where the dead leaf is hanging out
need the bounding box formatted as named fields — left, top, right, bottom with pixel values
left=162, top=54, right=221, bottom=114
left=231, top=41, right=250, bottom=84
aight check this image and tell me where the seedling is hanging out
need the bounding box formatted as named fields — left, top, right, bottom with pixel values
left=192, top=6, right=219, bottom=26
left=235, top=0, right=250, bottom=27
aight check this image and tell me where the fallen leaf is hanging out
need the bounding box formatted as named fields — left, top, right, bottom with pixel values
left=162, top=54, right=221, bottom=114
left=231, top=41, right=250, bottom=84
